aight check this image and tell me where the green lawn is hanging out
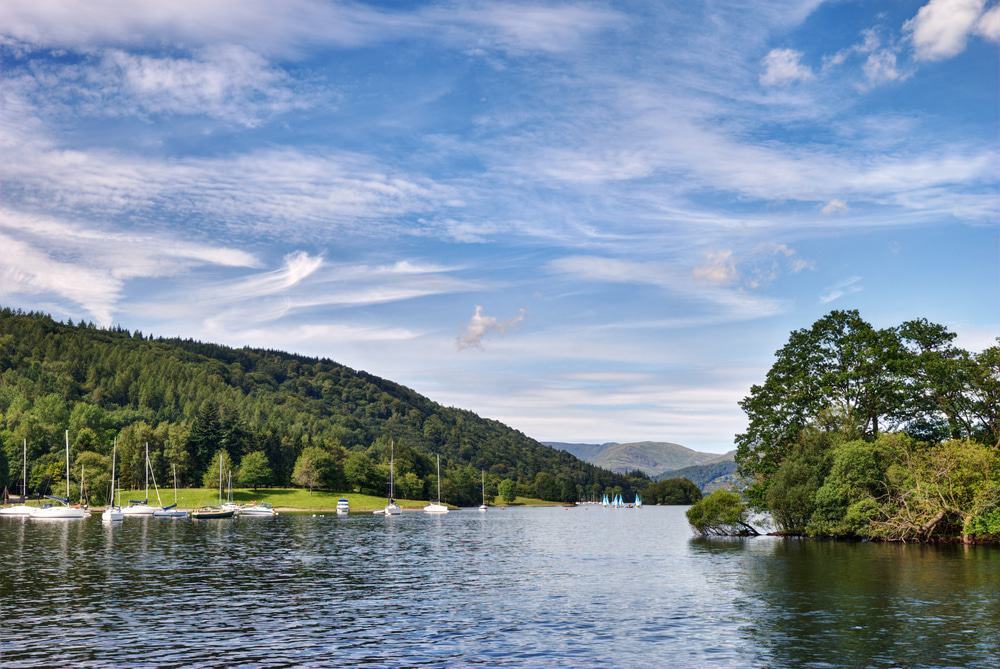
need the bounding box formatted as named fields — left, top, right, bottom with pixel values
left=105, top=488, right=567, bottom=511
left=115, top=487, right=430, bottom=512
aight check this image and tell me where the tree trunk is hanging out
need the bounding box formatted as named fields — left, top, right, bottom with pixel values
left=920, top=509, right=947, bottom=539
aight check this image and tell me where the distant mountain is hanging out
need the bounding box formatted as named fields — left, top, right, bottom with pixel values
left=545, top=440, right=733, bottom=477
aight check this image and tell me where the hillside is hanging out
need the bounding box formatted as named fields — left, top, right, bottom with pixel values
left=547, top=440, right=730, bottom=477
left=0, top=308, right=639, bottom=504
left=654, top=458, right=739, bottom=492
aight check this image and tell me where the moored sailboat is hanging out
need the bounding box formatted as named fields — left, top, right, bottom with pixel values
left=191, top=452, right=235, bottom=520
left=0, top=439, right=33, bottom=517
left=379, top=439, right=402, bottom=516
left=102, top=439, right=124, bottom=523
left=479, top=470, right=488, bottom=512
left=31, top=431, right=86, bottom=520
left=423, top=454, right=448, bottom=514
left=122, top=442, right=157, bottom=516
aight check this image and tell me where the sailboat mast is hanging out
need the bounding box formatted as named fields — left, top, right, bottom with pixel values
left=389, top=439, right=395, bottom=500
left=218, top=452, right=224, bottom=506
left=22, top=438, right=26, bottom=499
left=436, top=454, right=441, bottom=503
left=110, top=438, right=117, bottom=508
left=144, top=442, right=150, bottom=499
left=173, top=464, right=178, bottom=504
left=482, top=470, right=485, bottom=504
left=65, top=430, right=70, bottom=499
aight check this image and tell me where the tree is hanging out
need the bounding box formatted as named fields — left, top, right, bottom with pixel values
left=763, top=431, right=833, bottom=534
left=238, top=451, right=272, bottom=491
left=202, top=450, right=232, bottom=490
left=344, top=450, right=378, bottom=494
left=498, top=478, right=516, bottom=504
left=644, top=477, right=702, bottom=505
left=292, top=447, right=338, bottom=492
left=686, top=490, right=758, bottom=536
left=188, top=402, right=222, bottom=480
left=736, top=310, right=907, bottom=504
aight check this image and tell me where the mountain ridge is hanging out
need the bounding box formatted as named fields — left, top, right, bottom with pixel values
left=546, top=440, right=734, bottom=478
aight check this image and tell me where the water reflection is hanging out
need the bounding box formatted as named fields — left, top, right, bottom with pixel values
left=1, top=508, right=997, bottom=667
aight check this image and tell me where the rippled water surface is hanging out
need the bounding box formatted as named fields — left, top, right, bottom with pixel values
left=2, top=506, right=998, bottom=667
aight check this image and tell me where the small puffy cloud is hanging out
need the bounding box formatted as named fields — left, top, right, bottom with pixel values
left=820, top=276, right=863, bottom=304
left=456, top=305, right=525, bottom=350
left=759, top=48, right=814, bottom=86
left=821, top=198, right=849, bottom=215
left=976, top=5, right=1000, bottom=41
left=905, top=0, right=986, bottom=61
left=692, top=250, right=737, bottom=284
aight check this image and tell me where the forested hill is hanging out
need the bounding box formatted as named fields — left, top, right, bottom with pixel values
left=0, top=308, right=638, bottom=504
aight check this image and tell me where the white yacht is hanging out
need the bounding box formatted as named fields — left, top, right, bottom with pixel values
left=102, top=438, right=123, bottom=523
left=32, top=431, right=86, bottom=520
left=240, top=501, right=276, bottom=516
left=0, top=439, right=33, bottom=517
left=383, top=439, right=402, bottom=516
left=122, top=442, right=157, bottom=516
left=478, top=470, right=488, bottom=512
left=423, top=454, right=448, bottom=514
left=336, top=498, right=350, bottom=515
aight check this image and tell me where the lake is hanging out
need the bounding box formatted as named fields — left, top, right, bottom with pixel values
left=1, top=506, right=998, bottom=667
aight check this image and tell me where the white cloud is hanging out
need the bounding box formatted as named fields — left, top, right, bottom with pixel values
left=821, top=198, right=849, bottom=214
left=0, top=0, right=623, bottom=57
left=819, top=276, right=863, bottom=304
left=976, top=5, right=1000, bottom=40
left=759, top=48, right=814, bottom=86
left=862, top=49, right=903, bottom=85
left=0, top=207, right=257, bottom=325
left=692, top=250, right=737, bottom=284
left=456, top=305, right=525, bottom=350
left=905, top=0, right=986, bottom=61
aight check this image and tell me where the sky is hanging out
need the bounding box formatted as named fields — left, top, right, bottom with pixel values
left=0, top=1, right=997, bottom=453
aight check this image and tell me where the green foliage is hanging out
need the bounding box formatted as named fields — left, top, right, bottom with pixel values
left=643, top=477, right=702, bottom=505
left=202, top=450, right=232, bottom=490
left=498, top=478, right=516, bottom=504
left=237, top=451, right=272, bottom=491
left=763, top=431, right=833, bottom=534
left=0, top=309, right=635, bottom=498
left=344, top=451, right=379, bottom=494
left=292, top=447, right=339, bottom=492
left=685, top=490, right=758, bottom=536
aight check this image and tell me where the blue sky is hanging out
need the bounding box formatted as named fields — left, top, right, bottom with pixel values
left=0, top=1, right=996, bottom=452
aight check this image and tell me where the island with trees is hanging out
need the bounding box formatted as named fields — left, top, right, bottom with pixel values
left=687, top=310, right=1000, bottom=543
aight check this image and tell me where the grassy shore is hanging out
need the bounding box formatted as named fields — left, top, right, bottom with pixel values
left=99, top=488, right=567, bottom=512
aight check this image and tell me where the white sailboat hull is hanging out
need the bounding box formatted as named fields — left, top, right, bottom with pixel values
left=384, top=504, right=402, bottom=515
left=32, top=506, right=87, bottom=519
left=0, top=505, right=34, bottom=516
left=423, top=503, right=449, bottom=514
left=122, top=504, right=157, bottom=516
left=240, top=506, right=275, bottom=516
left=478, top=505, right=488, bottom=512
left=102, top=507, right=124, bottom=522
left=152, top=509, right=189, bottom=518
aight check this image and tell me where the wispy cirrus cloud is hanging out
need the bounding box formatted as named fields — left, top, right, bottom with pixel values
left=820, top=276, right=863, bottom=304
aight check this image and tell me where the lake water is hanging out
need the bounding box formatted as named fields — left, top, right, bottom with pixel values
left=1, top=506, right=997, bottom=667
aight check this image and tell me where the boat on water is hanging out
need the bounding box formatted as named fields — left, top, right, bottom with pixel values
left=32, top=432, right=87, bottom=520
left=336, top=498, right=350, bottom=515
left=122, top=442, right=157, bottom=516
left=601, top=493, right=610, bottom=507
left=478, top=470, right=488, bottom=512
left=240, top=502, right=276, bottom=517
left=0, top=439, right=33, bottom=517
left=634, top=493, right=643, bottom=509
left=153, top=464, right=188, bottom=518
left=191, top=452, right=236, bottom=520
left=191, top=508, right=236, bottom=520
left=383, top=439, right=402, bottom=516
left=219, top=466, right=241, bottom=514
left=423, top=454, right=449, bottom=514
left=102, top=439, right=123, bottom=523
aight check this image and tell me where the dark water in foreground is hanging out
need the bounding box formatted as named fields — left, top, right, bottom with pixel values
left=1, top=506, right=998, bottom=667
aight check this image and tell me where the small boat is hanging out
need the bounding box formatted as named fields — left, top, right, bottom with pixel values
left=240, top=502, right=276, bottom=516
left=219, top=466, right=241, bottom=514
left=634, top=493, right=643, bottom=509
left=32, top=432, right=87, bottom=520
left=423, top=454, right=449, bottom=514
left=190, top=508, right=235, bottom=520
left=478, top=470, right=488, bottom=512
left=154, top=465, right=188, bottom=518
left=383, top=439, right=402, bottom=516
left=336, top=498, right=350, bottom=515
left=123, top=442, right=157, bottom=515
left=601, top=493, right=609, bottom=507
left=0, top=439, right=33, bottom=517
left=102, top=439, right=124, bottom=523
